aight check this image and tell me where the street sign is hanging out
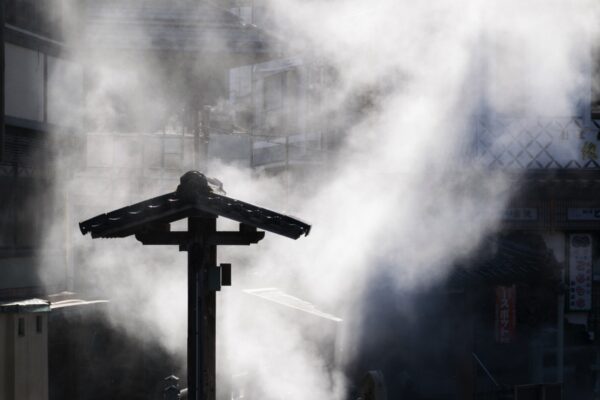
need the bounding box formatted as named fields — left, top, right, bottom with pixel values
left=568, top=234, right=593, bottom=311
left=495, top=285, right=516, bottom=344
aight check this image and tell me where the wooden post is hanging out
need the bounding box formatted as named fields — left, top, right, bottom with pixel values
left=187, top=216, right=217, bottom=400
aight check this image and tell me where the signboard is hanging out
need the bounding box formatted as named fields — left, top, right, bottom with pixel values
left=503, top=208, right=538, bottom=221
left=495, top=285, right=516, bottom=344
left=567, top=208, right=600, bottom=221
left=569, top=234, right=593, bottom=311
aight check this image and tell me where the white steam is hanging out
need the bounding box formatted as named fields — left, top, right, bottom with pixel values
left=42, top=1, right=598, bottom=399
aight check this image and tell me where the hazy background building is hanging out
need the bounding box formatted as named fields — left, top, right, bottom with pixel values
left=2, top=1, right=600, bottom=400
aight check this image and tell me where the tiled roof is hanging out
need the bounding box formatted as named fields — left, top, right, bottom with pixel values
left=79, top=171, right=311, bottom=240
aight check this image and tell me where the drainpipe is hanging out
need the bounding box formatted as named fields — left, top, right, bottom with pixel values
left=557, top=279, right=565, bottom=383
left=0, top=0, right=5, bottom=161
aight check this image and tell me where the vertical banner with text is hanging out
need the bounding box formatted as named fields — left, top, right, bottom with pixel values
left=495, top=285, right=516, bottom=344
left=569, top=234, right=593, bottom=311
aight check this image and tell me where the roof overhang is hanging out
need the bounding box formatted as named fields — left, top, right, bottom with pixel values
left=80, top=171, right=311, bottom=240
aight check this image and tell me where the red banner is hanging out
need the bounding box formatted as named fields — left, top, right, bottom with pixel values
left=495, top=285, right=516, bottom=344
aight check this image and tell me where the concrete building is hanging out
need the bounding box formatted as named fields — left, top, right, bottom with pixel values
left=0, top=1, right=278, bottom=399
left=224, top=3, right=600, bottom=399
left=0, top=0, right=82, bottom=298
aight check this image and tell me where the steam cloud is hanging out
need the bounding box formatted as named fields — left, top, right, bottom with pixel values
left=41, top=0, right=598, bottom=399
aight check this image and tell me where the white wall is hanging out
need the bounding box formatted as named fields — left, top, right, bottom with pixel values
left=0, top=313, right=49, bottom=400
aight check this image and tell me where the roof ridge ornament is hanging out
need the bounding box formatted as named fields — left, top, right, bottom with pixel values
left=177, top=171, right=226, bottom=202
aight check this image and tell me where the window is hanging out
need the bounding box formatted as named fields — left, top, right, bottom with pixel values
left=263, top=73, right=283, bottom=112
left=0, top=182, right=17, bottom=248
left=36, top=315, right=43, bottom=333
left=262, top=73, right=285, bottom=135
left=15, top=179, right=44, bottom=248
left=163, top=137, right=183, bottom=170
left=113, top=137, right=142, bottom=168
left=284, top=70, right=301, bottom=135
left=261, top=70, right=303, bottom=136
left=230, top=66, right=254, bottom=131
left=17, top=317, right=25, bottom=337
left=144, top=137, right=163, bottom=168
left=5, top=0, right=65, bottom=40
left=0, top=177, right=47, bottom=250
left=5, top=44, right=44, bottom=122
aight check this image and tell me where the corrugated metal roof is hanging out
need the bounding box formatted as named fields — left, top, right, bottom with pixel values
left=0, top=298, right=51, bottom=313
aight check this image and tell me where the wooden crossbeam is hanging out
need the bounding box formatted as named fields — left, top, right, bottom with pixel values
left=135, top=221, right=265, bottom=247
left=135, top=230, right=265, bottom=246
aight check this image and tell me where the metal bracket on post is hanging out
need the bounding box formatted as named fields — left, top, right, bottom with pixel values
left=220, top=263, right=231, bottom=286
left=208, top=263, right=232, bottom=291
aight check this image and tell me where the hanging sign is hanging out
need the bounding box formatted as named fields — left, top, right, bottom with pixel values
left=495, top=285, right=516, bottom=344
left=569, top=234, right=593, bottom=311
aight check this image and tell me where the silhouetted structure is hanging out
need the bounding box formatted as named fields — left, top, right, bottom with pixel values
left=79, top=170, right=310, bottom=400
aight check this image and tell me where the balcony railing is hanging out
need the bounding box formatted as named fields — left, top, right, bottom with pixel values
left=251, top=139, right=324, bottom=168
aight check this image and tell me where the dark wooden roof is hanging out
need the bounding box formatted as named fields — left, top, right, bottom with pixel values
left=79, top=171, right=311, bottom=240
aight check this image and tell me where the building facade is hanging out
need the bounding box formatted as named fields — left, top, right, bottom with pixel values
left=0, top=1, right=278, bottom=399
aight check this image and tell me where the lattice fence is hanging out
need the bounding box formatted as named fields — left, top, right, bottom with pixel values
left=475, top=116, right=600, bottom=169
